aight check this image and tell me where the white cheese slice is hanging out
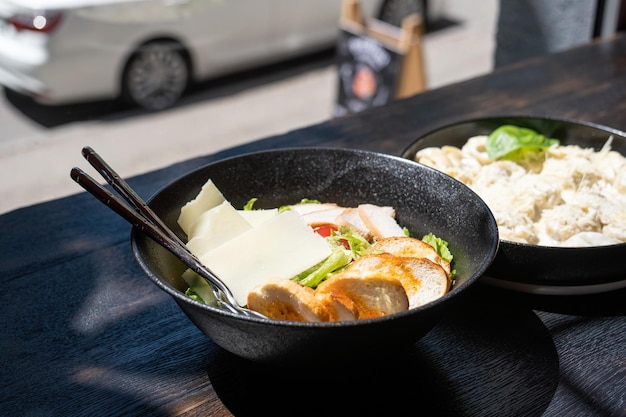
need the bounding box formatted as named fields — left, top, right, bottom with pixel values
left=199, top=210, right=332, bottom=306
left=186, top=201, right=253, bottom=257
left=238, top=208, right=279, bottom=227
left=178, top=179, right=226, bottom=236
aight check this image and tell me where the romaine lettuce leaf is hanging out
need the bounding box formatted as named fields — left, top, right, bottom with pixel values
left=334, top=226, right=371, bottom=257
left=422, top=232, right=453, bottom=263
left=293, top=226, right=371, bottom=288
left=293, top=242, right=352, bottom=288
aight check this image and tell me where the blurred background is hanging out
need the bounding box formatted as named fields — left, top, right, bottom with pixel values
left=0, top=0, right=622, bottom=214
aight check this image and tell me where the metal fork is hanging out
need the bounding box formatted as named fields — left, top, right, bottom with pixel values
left=70, top=146, right=265, bottom=319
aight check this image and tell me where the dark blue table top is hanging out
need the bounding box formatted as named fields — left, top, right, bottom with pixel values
left=2, top=33, right=625, bottom=417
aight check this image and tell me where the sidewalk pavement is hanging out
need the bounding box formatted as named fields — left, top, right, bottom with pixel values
left=0, top=0, right=497, bottom=215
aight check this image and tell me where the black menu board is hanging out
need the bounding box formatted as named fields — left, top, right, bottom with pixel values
left=334, top=28, right=402, bottom=117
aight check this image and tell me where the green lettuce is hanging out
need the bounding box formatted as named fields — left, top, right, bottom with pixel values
left=422, top=232, right=453, bottom=263
left=293, top=242, right=352, bottom=288
left=334, top=226, right=372, bottom=257
left=293, top=226, right=371, bottom=288
left=243, top=198, right=257, bottom=210
left=422, top=232, right=455, bottom=277
left=486, top=125, right=559, bottom=161
left=183, top=270, right=218, bottom=305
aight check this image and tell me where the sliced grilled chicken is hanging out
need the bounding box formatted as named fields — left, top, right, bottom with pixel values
left=247, top=277, right=359, bottom=321
left=371, top=236, right=451, bottom=277
left=286, top=203, right=340, bottom=216
left=347, top=253, right=449, bottom=309
left=300, top=206, right=347, bottom=227
left=247, top=278, right=332, bottom=322
left=316, top=272, right=409, bottom=319
left=335, top=207, right=373, bottom=239
left=357, top=204, right=406, bottom=239
left=316, top=291, right=359, bottom=321
left=291, top=202, right=404, bottom=242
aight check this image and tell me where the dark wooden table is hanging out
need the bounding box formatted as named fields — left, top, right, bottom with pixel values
left=2, top=34, right=625, bottom=417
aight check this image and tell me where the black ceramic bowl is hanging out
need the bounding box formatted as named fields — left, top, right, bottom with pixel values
left=131, top=148, right=498, bottom=365
left=402, top=116, right=626, bottom=295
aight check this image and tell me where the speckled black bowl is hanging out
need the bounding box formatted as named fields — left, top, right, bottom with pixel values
left=402, top=116, right=626, bottom=295
left=131, top=147, right=498, bottom=365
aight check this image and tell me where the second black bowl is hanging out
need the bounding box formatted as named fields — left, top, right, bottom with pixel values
left=402, top=116, right=626, bottom=295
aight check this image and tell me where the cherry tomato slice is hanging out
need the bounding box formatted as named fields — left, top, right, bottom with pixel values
left=313, top=224, right=338, bottom=237
left=314, top=224, right=350, bottom=249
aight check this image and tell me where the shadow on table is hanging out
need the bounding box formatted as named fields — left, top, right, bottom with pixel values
left=206, top=299, right=559, bottom=417
left=477, top=283, right=626, bottom=317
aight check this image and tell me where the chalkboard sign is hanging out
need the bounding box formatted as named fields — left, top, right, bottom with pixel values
left=333, top=0, right=425, bottom=117
left=334, top=29, right=402, bottom=117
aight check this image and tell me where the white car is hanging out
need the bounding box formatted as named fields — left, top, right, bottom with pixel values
left=0, top=0, right=419, bottom=110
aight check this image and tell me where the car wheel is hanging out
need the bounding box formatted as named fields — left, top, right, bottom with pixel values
left=122, top=41, right=190, bottom=111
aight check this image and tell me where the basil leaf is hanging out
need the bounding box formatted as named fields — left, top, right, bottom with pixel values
left=487, top=125, right=559, bottom=161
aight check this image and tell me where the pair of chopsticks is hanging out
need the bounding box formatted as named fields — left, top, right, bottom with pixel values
left=70, top=146, right=264, bottom=319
